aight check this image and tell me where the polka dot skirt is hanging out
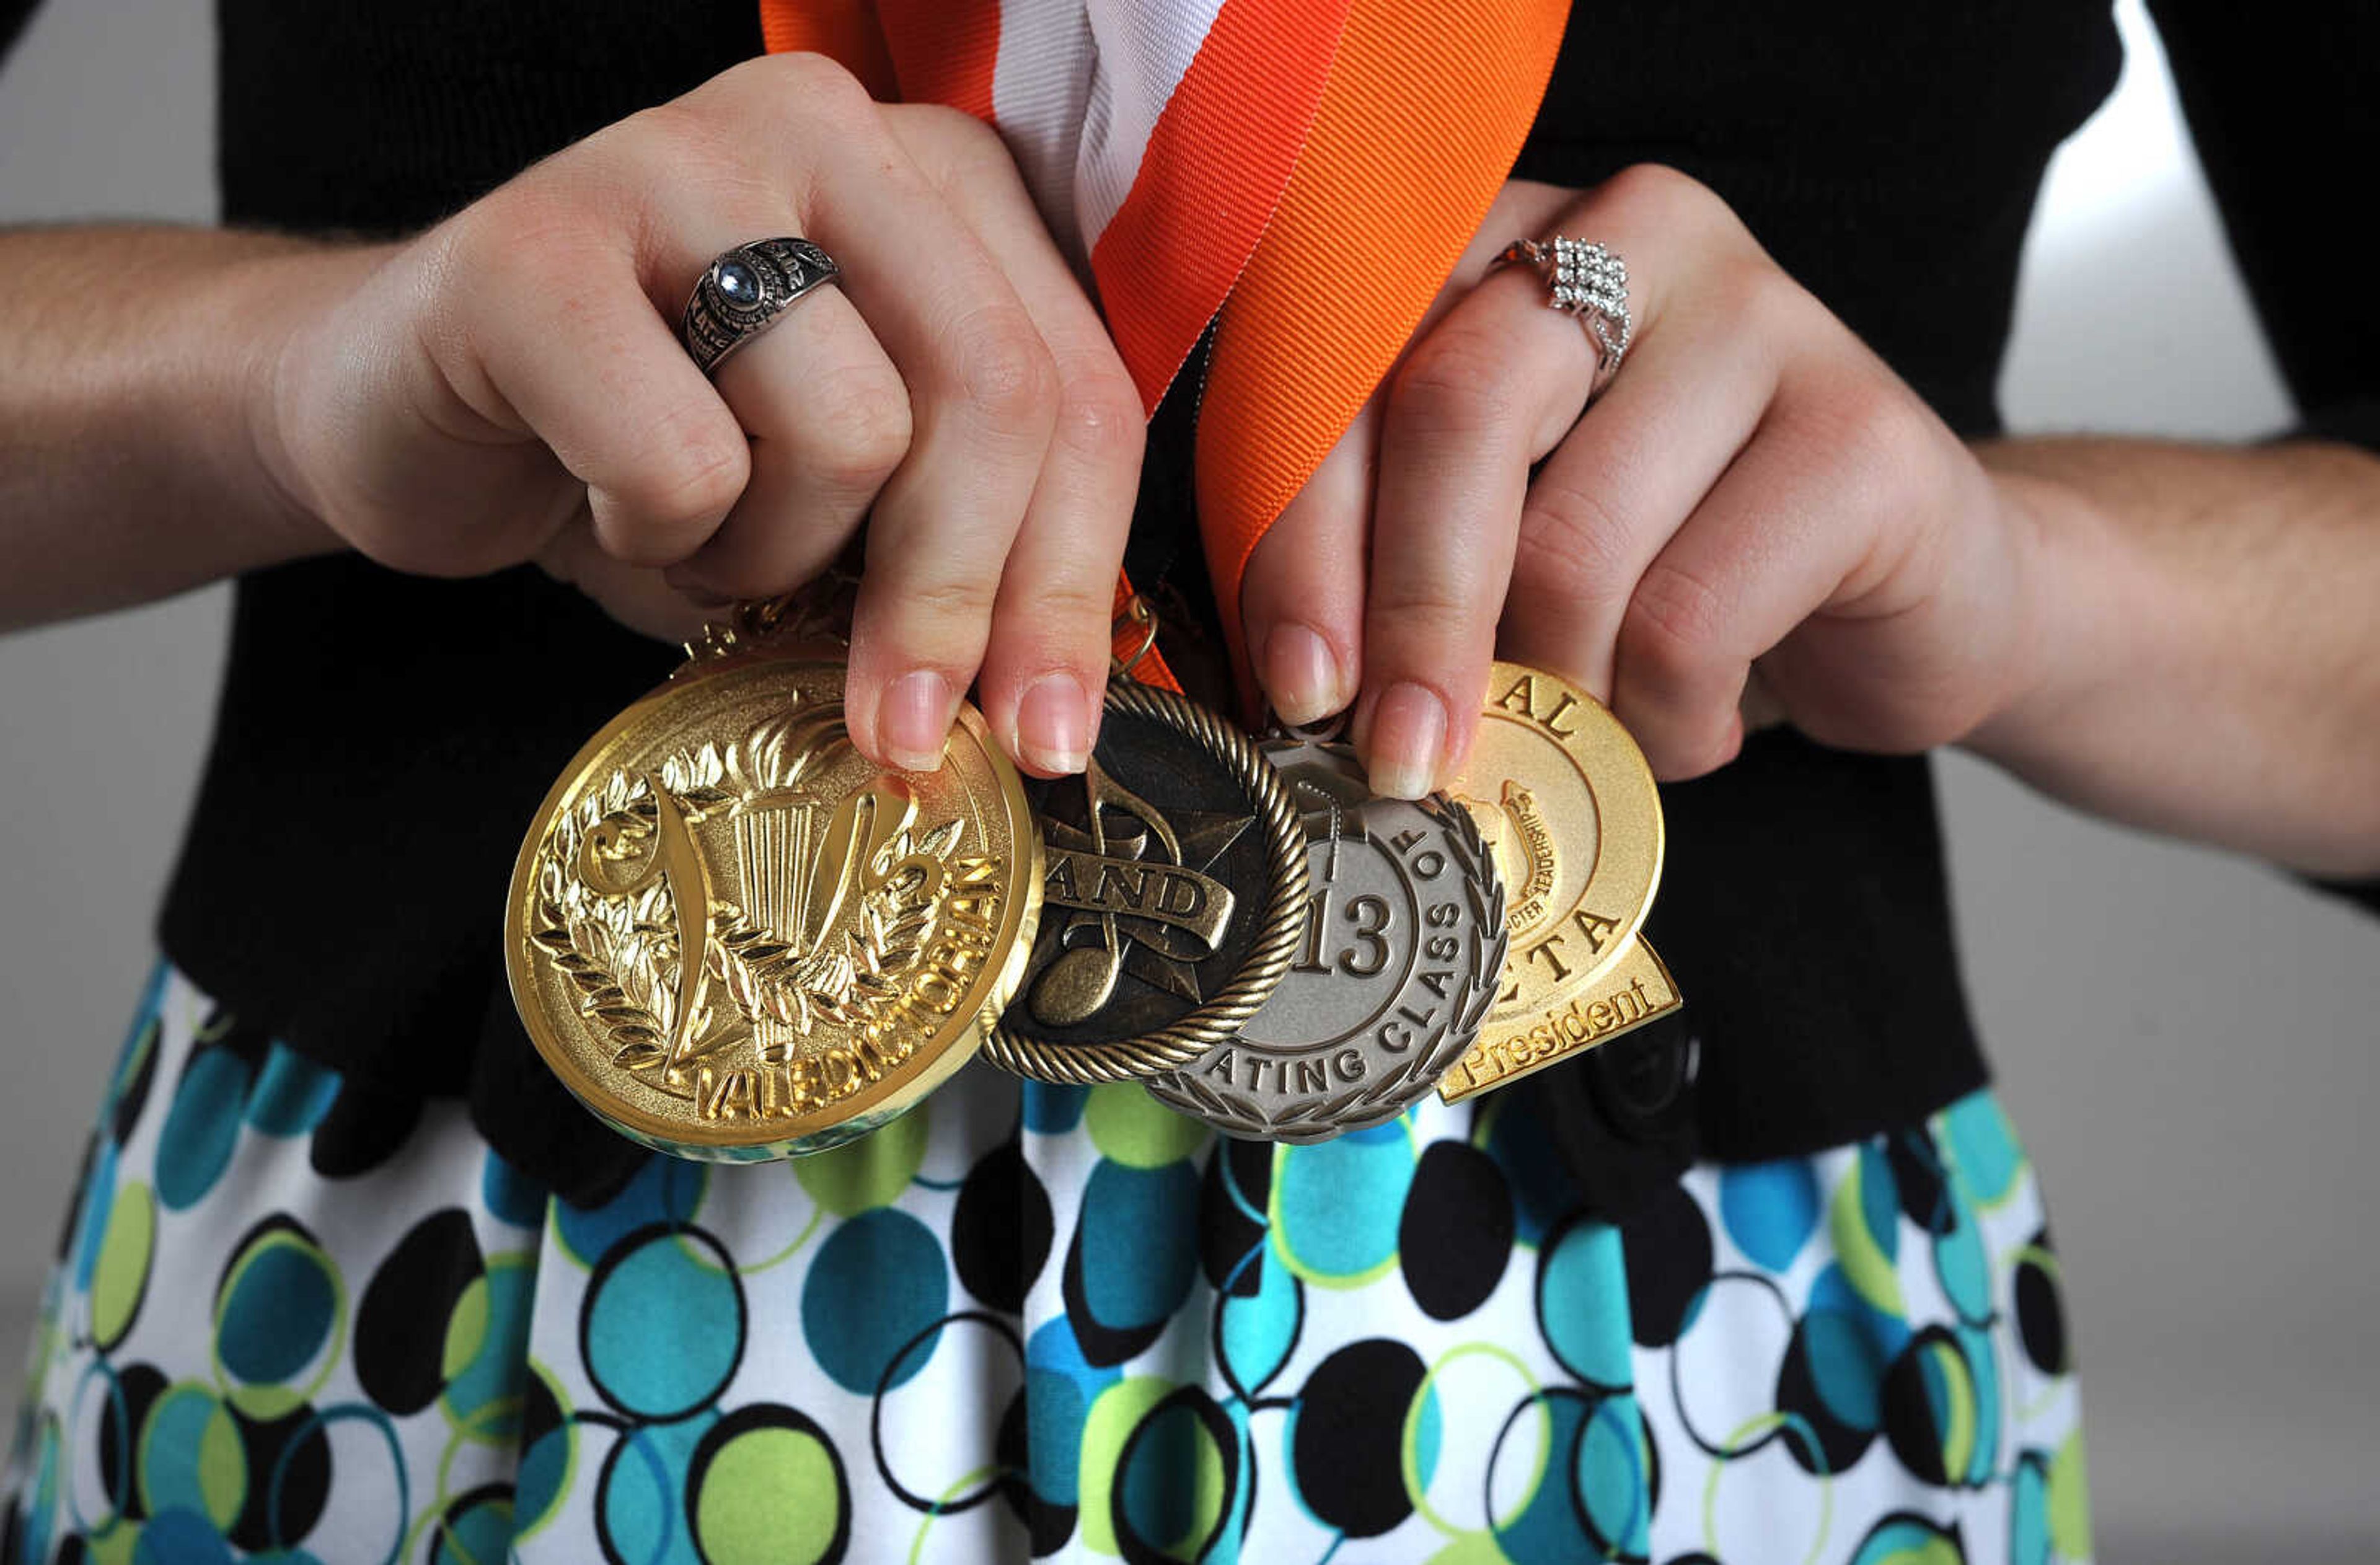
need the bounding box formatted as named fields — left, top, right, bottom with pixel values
left=4, top=963, right=2089, bottom=1563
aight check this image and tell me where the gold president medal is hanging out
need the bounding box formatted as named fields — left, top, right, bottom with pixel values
left=504, top=614, right=1041, bottom=1161
left=1435, top=661, right=1683, bottom=1103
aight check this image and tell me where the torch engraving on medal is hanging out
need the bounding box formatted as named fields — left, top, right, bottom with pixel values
left=1454, top=780, right=1559, bottom=936
left=525, top=698, right=1003, bottom=1125
left=1430, top=660, right=1678, bottom=1103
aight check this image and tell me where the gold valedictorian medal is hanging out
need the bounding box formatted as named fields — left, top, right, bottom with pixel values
left=1435, top=661, right=1683, bottom=1103
left=503, top=604, right=1042, bottom=1160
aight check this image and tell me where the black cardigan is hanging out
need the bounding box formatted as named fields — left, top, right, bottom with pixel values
left=6, top=0, right=2372, bottom=1203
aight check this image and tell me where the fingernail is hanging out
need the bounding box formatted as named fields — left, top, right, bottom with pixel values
left=1367, top=682, right=1447, bottom=800
left=879, top=670, right=954, bottom=772
left=1016, top=672, right=1091, bottom=775
left=1261, top=623, right=1347, bottom=727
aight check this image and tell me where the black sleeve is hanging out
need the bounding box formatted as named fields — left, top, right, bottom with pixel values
left=1, top=0, right=42, bottom=66
left=2144, top=0, right=2380, bottom=452
left=2145, top=2, right=2380, bottom=916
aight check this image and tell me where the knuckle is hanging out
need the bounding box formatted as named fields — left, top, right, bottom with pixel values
left=1003, top=581, right=1117, bottom=651
left=1603, top=161, right=1712, bottom=216
left=734, top=50, right=872, bottom=120
left=1518, top=474, right=1640, bottom=607
left=1367, top=580, right=1480, bottom=648
left=1390, top=330, right=1525, bottom=438
left=948, top=308, right=1060, bottom=433
left=1600, top=162, right=1758, bottom=263
left=596, top=100, right=738, bottom=193
left=1805, top=371, right=1926, bottom=498
left=1051, top=373, right=1145, bottom=469
left=596, top=104, right=783, bottom=218
left=884, top=571, right=999, bottom=634
left=612, top=419, right=749, bottom=557
left=1620, top=561, right=1729, bottom=684
left=803, top=366, right=915, bottom=494
left=1709, top=257, right=1804, bottom=337
left=896, top=102, right=1011, bottom=175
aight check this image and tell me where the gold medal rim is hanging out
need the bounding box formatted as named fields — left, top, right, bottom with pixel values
left=1459, top=659, right=1666, bottom=1011
left=977, top=678, right=1310, bottom=1084
left=501, top=656, right=1043, bottom=1157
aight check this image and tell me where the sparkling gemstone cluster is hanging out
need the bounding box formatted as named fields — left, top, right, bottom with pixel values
left=1550, top=238, right=1627, bottom=314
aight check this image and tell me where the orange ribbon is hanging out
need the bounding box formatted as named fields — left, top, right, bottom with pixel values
left=755, top=0, right=1569, bottom=694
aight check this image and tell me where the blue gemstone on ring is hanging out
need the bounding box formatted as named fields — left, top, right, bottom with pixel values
left=715, top=258, right=761, bottom=304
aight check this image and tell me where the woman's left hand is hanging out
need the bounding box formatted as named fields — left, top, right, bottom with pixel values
left=1239, top=169, right=2046, bottom=795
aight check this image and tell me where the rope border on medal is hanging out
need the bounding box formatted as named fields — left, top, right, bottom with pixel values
left=1147, top=785, right=1508, bottom=1141
left=978, top=679, right=1310, bottom=1085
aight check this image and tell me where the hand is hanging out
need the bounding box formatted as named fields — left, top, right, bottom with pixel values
left=252, top=53, right=1144, bottom=777
left=1238, top=167, right=2040, bottom=794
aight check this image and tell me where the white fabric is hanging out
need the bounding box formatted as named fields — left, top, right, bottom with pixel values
left=984, top=0, right=1228, bottom=263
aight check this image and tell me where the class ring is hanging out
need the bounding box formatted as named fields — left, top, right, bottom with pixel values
left=680, top=237, right=842, bottom=377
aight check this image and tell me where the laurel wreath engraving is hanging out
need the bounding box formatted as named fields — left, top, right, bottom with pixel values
left=530, top=777, right=682, bottom=1069
left=1153, top=791, right=1508, bottom=1142
left=527, top=705, right=963, bottom=1072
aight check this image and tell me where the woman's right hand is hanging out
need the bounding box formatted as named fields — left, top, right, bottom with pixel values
left=252, top=53, right=1144, bottom=778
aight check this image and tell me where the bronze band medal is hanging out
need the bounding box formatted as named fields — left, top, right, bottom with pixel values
left=504, top=626, right=1041, bottom=1160
left=980, top=680, right=1308, bottom=1084
left=1436, top=661, right=1682, bottom=1101
left=1148, top=733, right=1507, bottom=1141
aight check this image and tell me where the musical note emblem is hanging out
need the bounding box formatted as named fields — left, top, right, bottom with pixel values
left=1028, top=756, right=1252, bottom=1028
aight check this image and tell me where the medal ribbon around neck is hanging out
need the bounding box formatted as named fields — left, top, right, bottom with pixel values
left=754, top=0, right=1572, bottom=669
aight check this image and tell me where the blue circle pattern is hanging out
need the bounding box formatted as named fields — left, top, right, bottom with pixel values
left=216, top=1243, right=334, bottom=1385
left=586, top=1230, right=745, bottom=1419
left=800, top=1209, right=948, bottom=1396
left=1076, top=1158, right=1200, bottom=1328
left=243, top=1046, right=340, bottom=1138
left=156, top=1049, right=252, bottom=1212
left=1540, top=1219, right=1632, bottom=1388
left=1274, top=1122, right=1413, bottom=1280
left=1721, top=1157, right=1823, bottom=1271
left=1025, top=1315, right=1117, bottom=1510
left=4, top=970, right=2090, bottom=1565
left=555, top=1155, right=705, bottom=1270
left=598, top=1409, right=716, bottom=1565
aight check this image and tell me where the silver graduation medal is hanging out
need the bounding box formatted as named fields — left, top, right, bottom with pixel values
left=1147, top=732, right=1506, bottom=1141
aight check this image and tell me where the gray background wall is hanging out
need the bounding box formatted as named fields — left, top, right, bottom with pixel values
left=2, top=1, right=2374, bottom=1559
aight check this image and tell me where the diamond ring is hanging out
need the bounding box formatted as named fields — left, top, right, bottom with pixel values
left=1496, top=237, right=1632, bottom=400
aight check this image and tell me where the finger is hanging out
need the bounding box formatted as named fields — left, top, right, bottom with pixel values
left=668, top=284, right=913, bottom=599
left=1239, top=411, right=1375, bottom=728
left=1499, top=279, right=1782, bottom=703
left=1608, top=392, right=1890, bottom=779
left=793, top=100, right=1063, bottom=769
left=894, top=108, right=1145, bottom=778
left=535, top=516, right=720, bottom=644
left=1242, top=183, right=1574, bottom=741
left=1349, top=264, right=1596, bottom=798
left=629, top=58, right=1065, bottom=769
left=428, top=214, right=750, bottom=573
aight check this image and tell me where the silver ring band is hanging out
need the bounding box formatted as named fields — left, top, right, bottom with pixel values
left=681, top=237, right=842, bottom=377
left=1497, top=236, right=1632, bottom=399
